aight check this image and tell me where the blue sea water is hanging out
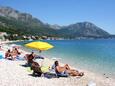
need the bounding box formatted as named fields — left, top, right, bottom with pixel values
left=12, top=39, right=115, bottom=78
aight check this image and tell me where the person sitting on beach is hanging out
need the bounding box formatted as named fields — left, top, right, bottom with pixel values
left=31, top=61, right=42, bottom=76
left=5, top=49, right=12, bottom=59
left=27, top=52, right=35, bottom=66
left=10, top=48, right=21, bottom=60
left=54, top=61, right=84, bottom=77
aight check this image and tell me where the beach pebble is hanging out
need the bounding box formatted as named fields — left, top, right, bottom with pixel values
left=87, top=81, right=96, bottom=86
left=106, top=77, right=109, bottom=78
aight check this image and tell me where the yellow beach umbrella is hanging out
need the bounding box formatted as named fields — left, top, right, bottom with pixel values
left=25, top=41, right=54, bottom=51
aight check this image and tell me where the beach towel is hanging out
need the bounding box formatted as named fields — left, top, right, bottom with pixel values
left=43, top=72, right=57, bottom=79
left=41, top=66, right=50, bottom=73
left=0, top=54, right=2, bottom=58
left=16, top=55, right=25, bottom=61
left=35, top=55, right=44, bottom=59
left=27, top=67, right=33, bottom=73
left=56, top=71, right=69, bottom=77
left=0, top=52, right=4, bottom=59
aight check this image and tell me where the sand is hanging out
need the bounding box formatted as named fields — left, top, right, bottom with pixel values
left=0, top=41, right=115, bottom=86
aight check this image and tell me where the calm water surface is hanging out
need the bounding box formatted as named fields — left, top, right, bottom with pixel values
left=15, top=39, right=115, bottom=78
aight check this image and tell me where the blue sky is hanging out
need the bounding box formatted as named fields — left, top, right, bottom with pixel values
left=0, top=0, right=115, bottom=34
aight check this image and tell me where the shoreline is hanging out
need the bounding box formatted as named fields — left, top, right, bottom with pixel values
left=0, top=41, right=115, bottom=86
left=66, top=59, right=115, bottom=80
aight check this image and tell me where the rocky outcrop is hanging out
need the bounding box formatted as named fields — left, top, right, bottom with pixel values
left=0, top=6, right=43, bottom=25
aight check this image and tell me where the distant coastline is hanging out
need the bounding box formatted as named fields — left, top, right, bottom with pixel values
left=0, top=7, right=115, bottom=41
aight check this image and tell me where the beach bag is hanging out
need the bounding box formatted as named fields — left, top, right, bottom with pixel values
left=43, top=72, right=57, bottom=79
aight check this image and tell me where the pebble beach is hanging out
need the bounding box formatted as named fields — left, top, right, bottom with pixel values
left=0, top=41, right=115, bottom=86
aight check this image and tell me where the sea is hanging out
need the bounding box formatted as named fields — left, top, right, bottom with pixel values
left=2, top=39, right=115, bottom=78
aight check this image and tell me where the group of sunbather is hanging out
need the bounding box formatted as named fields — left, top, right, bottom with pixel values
left=26, top=52, right=84, bottom=77
left=4, top=46, right=84, bottom=77
left=5, top=47, right=21, bottom=60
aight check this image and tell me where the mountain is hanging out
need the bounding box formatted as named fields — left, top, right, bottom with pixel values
left=0, top=6, right=43, bottom=25
left=48, top=24, right=62, bottom=29
left=0, top=6, right=57, bottom=36
left=57, top=22, right=110, bottom=38
left=0, top=6, right=111, bottom=39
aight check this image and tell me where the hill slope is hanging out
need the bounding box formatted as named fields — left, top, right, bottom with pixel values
left=57, top=22, right=110, bottom=38
left=0, top=6, right=110, bottom=38
left=0, top=6, right=57, bottom=36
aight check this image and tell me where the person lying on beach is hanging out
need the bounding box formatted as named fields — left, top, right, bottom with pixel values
left=54, top=61, right=84, bottom=77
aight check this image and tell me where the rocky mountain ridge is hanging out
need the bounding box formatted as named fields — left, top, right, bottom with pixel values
left=0, top=6, right=111, bottom=38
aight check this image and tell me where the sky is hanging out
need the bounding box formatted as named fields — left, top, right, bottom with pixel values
left=0, top=0, right=115, bottom=34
